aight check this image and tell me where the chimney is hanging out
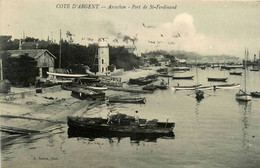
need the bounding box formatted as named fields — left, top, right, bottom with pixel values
left=19, top=39, right=22, bottom=50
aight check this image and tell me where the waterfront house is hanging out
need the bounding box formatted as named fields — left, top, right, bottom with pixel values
left=2, top=49, right=56, bottom=78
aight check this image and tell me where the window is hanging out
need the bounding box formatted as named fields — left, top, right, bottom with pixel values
left=102, top=59, right=104, bottom=64
left=102, top=67, right=104, bottom=72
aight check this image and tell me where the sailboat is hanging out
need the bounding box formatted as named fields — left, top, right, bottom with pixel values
left=236, top=48, right=252, bottom=101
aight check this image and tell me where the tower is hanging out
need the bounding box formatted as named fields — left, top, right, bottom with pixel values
left=98, top=38, right=109, bottom=74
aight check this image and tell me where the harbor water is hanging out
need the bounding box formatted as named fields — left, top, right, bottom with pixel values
left=1, top=67, right=260, bottom=168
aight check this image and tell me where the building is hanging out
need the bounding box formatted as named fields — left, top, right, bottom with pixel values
left=3, top=49, right=56, bottom=78
left=97, top=38, right=109, bottom=74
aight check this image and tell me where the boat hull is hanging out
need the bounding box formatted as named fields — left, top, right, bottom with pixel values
left=208, top=77, right=228, bottom=82
left=67, top=116, right=175, bottom=138
left=236, top=95, right=252, bottom=101
left=172, top=76, right=194, bottom=80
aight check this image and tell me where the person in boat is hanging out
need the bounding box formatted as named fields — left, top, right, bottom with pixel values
left=134, top=111, right=139, bottom=125
left=107, top=110, right=114, bottom=124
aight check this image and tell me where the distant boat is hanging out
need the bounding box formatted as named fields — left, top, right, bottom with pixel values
left=251, top=92, right=260, bottom=98
left=84, top=86, right=108, bottom=91
left=213, top=83, right=240, bottom=89
left=47, top=71, right=88, bottom=78
left=236, top=48, right=251, bottom=101
left=172, top=75, right=194, bottom=80
left=173, top=84, right=202, bottom=90
left=208, top=77, right=228, bottom=82
left=172, top=67, right=190, bottom=71
left=250, top=68, right=259, bottom=71
left=108, top=96, right=146, bottom=104
left=199, top=66, right=206, bottom=70
left=230, top=72, right=242, bottom=75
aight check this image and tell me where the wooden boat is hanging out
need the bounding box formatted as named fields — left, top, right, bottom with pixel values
left=230, top=72, right=242, bottom=75
left=236, top=48, right=251, bottom=101
left=109, top=96, right=146, bottom=104
left=129, top=77, right=154, bottom=86
left=67, top=115, right=175, bottom=137
left=213, top=83, right=240, bottom=89
left=172, top=75, right=194, bottom=80
left=173, top=84, right=202, bottom=90
left=47, top=71, right=88, bottom=78
left=208, top=77, right=228, bottom=82
left=172, top=67, right=190, bottom=71
left=143, top=84, right=157, bottom=91
left=158, top=73, right=172, bottom=77
left=250, top=68, right=259, bottom=71
left=251, top=92, right=260, bottom=98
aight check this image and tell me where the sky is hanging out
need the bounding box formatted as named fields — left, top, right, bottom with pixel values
left=0, top=0, right=260, bottom=59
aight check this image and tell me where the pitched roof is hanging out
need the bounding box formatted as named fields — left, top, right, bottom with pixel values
left=2, top=49, right=56, bottom=59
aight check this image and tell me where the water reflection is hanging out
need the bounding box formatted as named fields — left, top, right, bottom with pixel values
left=67, top=128, right=175, bottom=144
left=238, top=101, right=251, bottom=152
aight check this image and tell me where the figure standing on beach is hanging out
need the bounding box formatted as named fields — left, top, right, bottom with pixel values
left=134, top=110, right=139, bottom=125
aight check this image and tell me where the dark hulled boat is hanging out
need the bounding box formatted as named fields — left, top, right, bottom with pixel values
left=208, top=77, right=228, bottom=82
left=172, top=75, right=194, bottom=80
left=67, top=115, right=175, bottom=138
left=251, top=92, right=260, bottom=98
left=230, top=72, right=242, bottom=75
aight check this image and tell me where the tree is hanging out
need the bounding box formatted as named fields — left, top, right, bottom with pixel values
left=2, top=53, right=39, bottom=87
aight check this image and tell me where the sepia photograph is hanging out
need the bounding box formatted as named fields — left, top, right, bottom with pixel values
left=0, top=0, right=260, bottom=167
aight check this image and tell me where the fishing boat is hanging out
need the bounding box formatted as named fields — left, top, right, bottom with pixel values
left=207, top=77, right=228, bottom=82
left=250, top=68, right=259, bottom=71
left=172, top=75, right=194, bottom=80
left=236, top=48, right=252, bottom=101
left=109, top=96, right=146, bottom=104
left=230, top=72, right=242, bottom=75
left=213, top=83, right=240, bottom=90
left=67, top=115, right=175, bottom=137
left=158, top=73, right=172, bottom=77
left=251, top=92, right=260, bottom=98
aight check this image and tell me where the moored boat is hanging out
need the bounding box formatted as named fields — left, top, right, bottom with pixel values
left=251, top=92, right=260, bottom=98
left=213, top=83, right=240, bottom=89
left=47, top=71, right=88, bottom=78
left=67, top=115, right=175, bottom=137
left=230, top=72, right=242, bottom=75
left=109, top=96, right=146, bottom=104
left=172, top=75, right=194, bottom=80
left=236, top=48, right=251, bottom=102
left=173, top=84, right=202, bottom=90
left=208, top=77, right=228, bottom=82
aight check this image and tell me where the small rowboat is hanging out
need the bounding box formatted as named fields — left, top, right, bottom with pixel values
left=172, top=75, right=194, bottom=80
left=251, top=92, right=260, bottom=98
left=208, top=77, right=228, bottom=82
left=85, top=86, right=108, bottom=91
left=109, top=97, right=146, bottom=104
left=236, top=90, right=251, bottom=101
left=230, top=72, right=242, bottom=75
left=173, top=84, right=202, bottom=90
left=47, top=71, right=88, bottom=78
left=213, top=83, right=240, bottom=89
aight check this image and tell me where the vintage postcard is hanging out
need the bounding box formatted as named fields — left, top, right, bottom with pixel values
left=0, top=0, right=260, bottom=168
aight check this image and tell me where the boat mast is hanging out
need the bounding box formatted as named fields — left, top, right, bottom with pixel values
left=59, top=29, right=62, bottom=69
left=196, top=59, right=198, bottom=85
left=244, top=48, right=248, bottom=93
